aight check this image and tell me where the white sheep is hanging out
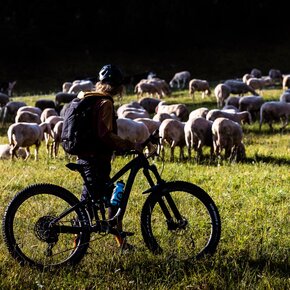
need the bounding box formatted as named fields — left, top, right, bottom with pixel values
left=152, top=112, right=178, bottom=122
left=224, top=79, right=258, bottom=96
left=158, top=118, right=186, bottom=162
left=250, top=68, right=262, bottom=78
left=7, top=122, right=52, bottom=161
left=246, top=77, right=268, bottom=94
left=15, top=111, right=41, bottom=124
left=214, top=83, right=231, bottom=108
left=134, top=117, right=161, bottom=134
left=169, top=71, right=191, bottom=89
left=1, top=101, right=27, bottom=125
left=188, top=79, right=211, bottom=100
left=55, top=92, right=77, bottom=108
left=211, top=117, right=245, bottom=162
left=155, top=101, right=189, bottom=121
left=238, top=95, right=264, bottom=122
left=40, top=108, right=59, bottom=122
left=134, top=82, right=163, bottom=99
left=51, top=120, right=64, bottom=158
left=242, top=73, right=254, bottom=83
left=259, top=101, right=290, bottom=131
left=206, top=109, right=252, bottom=124
left=62, top=81, right=73, bottom=93
left=17, top=106, right=42, bottom=116
left=280, top=92, right=290, bottom=103
left=268, top=69, right=282, bottom=83
left=188, top=107, right=209, bottom=120
left=138, top=96, right=162, bottom=114
left=282, top=74, right=290, bottom=90
left=35, top=99, right=56, bottom=111
left=68, top=80, right=95, bottom=94
left=0, top=144, right=26, bottom=160
left=184, top=117, right=213, bottom=161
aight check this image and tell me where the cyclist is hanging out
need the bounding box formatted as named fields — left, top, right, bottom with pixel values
left=76, top=64, right=143, bottom=250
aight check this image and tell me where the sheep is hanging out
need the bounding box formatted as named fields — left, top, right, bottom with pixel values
left=40, top=108, right=59, bottom=122
left=242, top=73, right=254, bottom=83
left=280, top=92, right=290, bottom=103
left=0, top=80, right=16, bottom=97
left=238, top=95, right=264, bottom=122
left=134, top=82, right=163, bottom=99
left=138, top=97, right=161, bottom=114
left=155, top=101, right=189, bottom=121
left=152, top=112, right=178, bottom=122
left=225, top=95, right=240, bottom=109
left=259, top=101, right=290, bottom=131
left=35, top=99, right=56, bottom=111
left=206, top=109, right=252, bottom=124
left=0, top=93, right=9, bottom=107
left=51, top=120, right=63, bottom=158
left=1, top=101, right=27, bottom=126
left=117, top=102, right=147, bottom=118
left=7, top=122, right=52, bottom=161
left=184, top=117, right=213, bottom=161
left=246, top=77, right=268, bottom=94
left=268, top=69, right=282, bottom=83
left=55, top=92, right=77, bottom=108
left=211, top=117, right=245, bottom=162
left=62, top=81, right=73, bottom=93
left=17, top=106, right=42, bottom=116
left=121, top=109, right=150, bottom=120
left=158, top=118, right=186, bottom=162
left=134, top=117, right=161, bottom=134
left=188, top=107, right=209, bottom=120
left=67, top=80, right=95, bottom=94
left=15, top=111, right=41, bottom=124
left=250, top=68, right=262, bottom=78
left=169, top=71, right=191, bottom=89
left=188, top=79, right=211, bottom=100
left=0, top=144, right=26, bottom=160
left=282, top=74, right=290, bottom=90
left=214, top=83, right=231, bottom=108
left=222, top=105, right=239, bottom=112
left=224, top=79, right=258, bottom=96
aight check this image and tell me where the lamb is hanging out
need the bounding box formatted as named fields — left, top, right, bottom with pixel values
left=214, top=83, right=231, bottom=108
left=206, top=109, right=252, bottom=124
left=0, top=144, right=26, bottom=160
left=15, top=111, right=41, bottom=124
left=67, top=80, right=95, bottom=94
left=138, top=96, right=161, bottom=113
left=188, top=79, right=211, bottom=100
left=211, top=117, right=245, bottom=162
left=184, top=117, right=213, bottom=161
left=238, top=95, right=264, bottom=122
left=259, top=101, right=290, bottom=131
left=188, top=107, right=209, bottom=120
left=0, top=93, right=9, bottom=107
left=158, top=118, right=186, bottom=162
left=155, top=101, right=189, bottom=121
left=169, top=71, right=191, bottom=89
left=224, top=79, right=258, bottom=96
left=7, top=122, right=52, bottom=160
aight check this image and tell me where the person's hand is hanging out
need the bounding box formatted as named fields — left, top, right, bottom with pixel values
left=134, top=142, right=144, bottom=153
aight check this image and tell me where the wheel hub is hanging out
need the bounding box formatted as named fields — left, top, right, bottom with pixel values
left=34, top=216, right=59, bottom=243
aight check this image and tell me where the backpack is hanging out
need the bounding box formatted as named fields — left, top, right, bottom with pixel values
left=61, top=93, right=113, bottom=155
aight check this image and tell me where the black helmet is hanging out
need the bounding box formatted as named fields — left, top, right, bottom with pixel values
left=98, top=64, right=123, bottom=86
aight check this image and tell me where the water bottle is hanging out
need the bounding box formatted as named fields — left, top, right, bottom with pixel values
left=110, top=180, right=125, bottom=206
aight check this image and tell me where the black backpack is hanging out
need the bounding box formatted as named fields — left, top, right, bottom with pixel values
left=61, top=93, right=112, bottom=155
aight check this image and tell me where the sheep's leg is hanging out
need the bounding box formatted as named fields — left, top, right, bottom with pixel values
left=24, top=147, right=30, bottom=161
left=179, top=146, right=184, bottom=161
left=170, top=146, right=175, bottom=162
left=10, top=144, right=19, bottom=161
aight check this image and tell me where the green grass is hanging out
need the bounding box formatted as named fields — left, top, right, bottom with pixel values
left=0, top=89, right=289, bottom=289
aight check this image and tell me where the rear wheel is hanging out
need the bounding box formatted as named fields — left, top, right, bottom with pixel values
left=2, top=183, right=90, bottom=270
left=141, top=181, right=221, bottom=261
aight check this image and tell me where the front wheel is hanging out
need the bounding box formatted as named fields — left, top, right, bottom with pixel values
left=141, top=181, right=221, bottom=261
left=2, top=183, right=91, bottom=270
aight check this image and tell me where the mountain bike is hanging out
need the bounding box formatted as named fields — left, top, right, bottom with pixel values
left=2, top=130, right=221, bottom=270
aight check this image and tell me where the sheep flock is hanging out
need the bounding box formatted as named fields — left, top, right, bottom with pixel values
left=0, top=67, right=289, bottom=163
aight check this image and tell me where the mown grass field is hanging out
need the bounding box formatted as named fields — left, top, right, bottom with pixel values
left=0, top=88, right=289, bottom=289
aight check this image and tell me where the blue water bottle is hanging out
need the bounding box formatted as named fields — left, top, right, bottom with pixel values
left=110, top=180, right=125, bottom=206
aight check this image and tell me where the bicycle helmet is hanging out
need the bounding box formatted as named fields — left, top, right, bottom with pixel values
left=98, top=64, right=124, bottom=86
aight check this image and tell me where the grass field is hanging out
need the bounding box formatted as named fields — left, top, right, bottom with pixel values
left=0, top=89, right=289, bottom=289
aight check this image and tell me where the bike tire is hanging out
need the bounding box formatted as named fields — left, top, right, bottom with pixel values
left=141, top=181, right=221, bottom=261
left=2, top=183, right=91, bottom=270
